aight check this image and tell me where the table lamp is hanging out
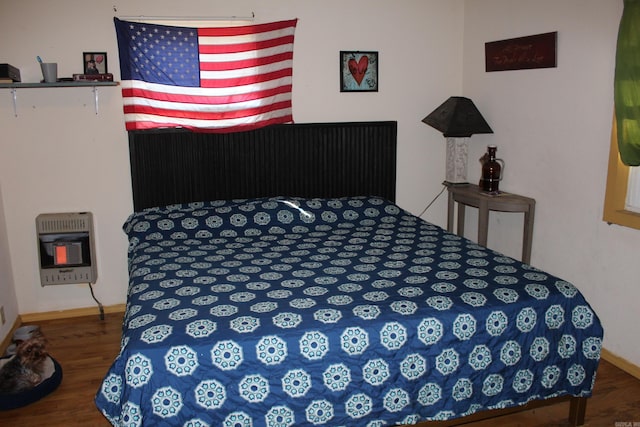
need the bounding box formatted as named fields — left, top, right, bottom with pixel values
left=422, top=96, right=493, bottom=184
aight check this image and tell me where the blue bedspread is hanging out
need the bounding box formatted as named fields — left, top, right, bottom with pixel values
left=95, top=197, right=603, bottom=426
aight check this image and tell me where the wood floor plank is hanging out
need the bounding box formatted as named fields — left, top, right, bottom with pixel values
left=0, top=313, right=638, bottom=426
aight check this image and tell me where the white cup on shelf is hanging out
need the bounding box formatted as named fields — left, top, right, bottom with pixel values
left=40, top=62, right=58, bottom=83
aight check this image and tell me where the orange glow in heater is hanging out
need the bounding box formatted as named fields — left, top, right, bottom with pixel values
left=54, top=245, right=68, bottom=265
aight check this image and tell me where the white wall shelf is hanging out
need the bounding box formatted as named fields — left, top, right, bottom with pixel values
left=0, top=81, right=119, bottom=116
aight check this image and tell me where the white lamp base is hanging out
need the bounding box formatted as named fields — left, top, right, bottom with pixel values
left=445, top=137, right=469, bottom=184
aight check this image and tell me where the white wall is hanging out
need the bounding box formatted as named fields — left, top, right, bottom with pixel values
left=0, top=1, right=462, bottom=325
left=0, top=183, right=19, bottom=339
left=463, top=0, right=639, bottom=367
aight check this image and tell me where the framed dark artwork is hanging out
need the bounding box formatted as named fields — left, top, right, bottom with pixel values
left=340, top=51, right=378, bottom=92
left=485, top=32, right=557, bottom=72
left=83, top=52, right=108, bottom=75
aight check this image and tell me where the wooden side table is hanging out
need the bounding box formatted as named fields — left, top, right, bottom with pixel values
left=445, top=183, right=536, bottom=264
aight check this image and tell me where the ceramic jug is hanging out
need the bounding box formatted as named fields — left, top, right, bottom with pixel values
left=479, top=145, right=504, bottom=193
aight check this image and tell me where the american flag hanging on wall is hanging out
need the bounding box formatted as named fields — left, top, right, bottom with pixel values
left=113, top=17, right=297, bottom=132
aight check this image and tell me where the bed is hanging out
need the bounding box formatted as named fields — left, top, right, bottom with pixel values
left=95, top=121, right=603, bottom=426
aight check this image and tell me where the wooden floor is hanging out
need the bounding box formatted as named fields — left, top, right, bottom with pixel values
left=0, top=312, right=639, bottom=426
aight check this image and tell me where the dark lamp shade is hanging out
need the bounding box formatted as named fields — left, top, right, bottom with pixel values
left=422, top=96, right=493, bottom=137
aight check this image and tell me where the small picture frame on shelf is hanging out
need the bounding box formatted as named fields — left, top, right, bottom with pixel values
left=83, top=52, right=107, bottom=75
left=340, top=51, right=378, bottom=92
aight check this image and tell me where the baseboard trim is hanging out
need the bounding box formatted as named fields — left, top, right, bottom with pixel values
left=601, top=347, right=640, bottom=380
left=19, top=304, right=126, bottom=324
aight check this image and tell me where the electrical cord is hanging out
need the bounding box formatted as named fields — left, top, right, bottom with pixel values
left=418, top=183, right=447, bottom=218
left=89, top=282, right=105, bottom=320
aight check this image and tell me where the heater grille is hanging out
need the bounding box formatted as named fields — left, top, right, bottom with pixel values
left=37, top=215, right=90, bottom=234
left=36, top=212, right=97, bottom=285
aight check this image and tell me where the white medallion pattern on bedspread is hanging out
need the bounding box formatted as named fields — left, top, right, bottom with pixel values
left=95, top=197, right=603, bottom=426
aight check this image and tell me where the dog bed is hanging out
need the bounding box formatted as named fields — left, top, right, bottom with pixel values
left=0, top=355, right=62, bottom=410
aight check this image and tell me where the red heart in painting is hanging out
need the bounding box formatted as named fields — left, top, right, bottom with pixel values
left=348, top=55, right=369, bottom=86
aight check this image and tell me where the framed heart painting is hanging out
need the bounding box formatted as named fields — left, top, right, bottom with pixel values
left=340, top=51, right=378, bottom=92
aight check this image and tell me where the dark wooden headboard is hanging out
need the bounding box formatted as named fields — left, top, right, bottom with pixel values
left=128, top=121, right=397, bottom=211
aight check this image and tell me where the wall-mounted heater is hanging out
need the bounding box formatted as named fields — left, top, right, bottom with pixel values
left=36, top=212, right=97, bottom=286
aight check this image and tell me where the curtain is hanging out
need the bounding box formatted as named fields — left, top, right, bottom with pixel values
left=615, top=0, right=640, bottom=166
